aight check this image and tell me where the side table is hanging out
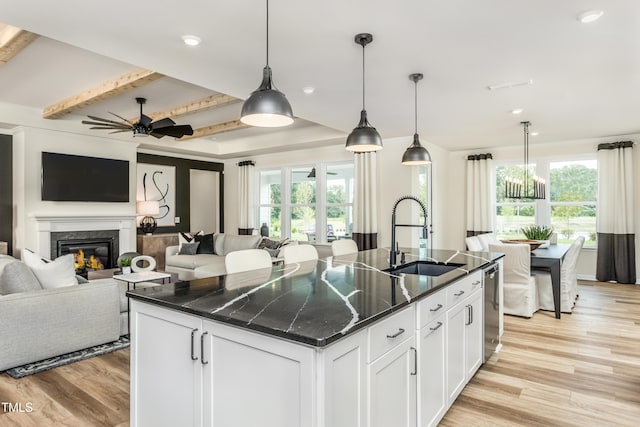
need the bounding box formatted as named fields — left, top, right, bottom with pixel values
left=114, top=271, right=172, bottom=335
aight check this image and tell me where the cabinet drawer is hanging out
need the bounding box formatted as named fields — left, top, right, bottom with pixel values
left=368, top=305, right=415, bottom=363
left=446, top=270, right=482, bottom=307
left=416, top=290, right=446, bottom=329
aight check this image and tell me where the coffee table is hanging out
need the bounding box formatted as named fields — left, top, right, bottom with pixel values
left=115, top=271, right=172, bottom=335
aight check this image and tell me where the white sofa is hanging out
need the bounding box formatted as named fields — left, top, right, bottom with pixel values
left=165, top=234, right=269, bottom=280
left=0, top=254, right=127, bottom=371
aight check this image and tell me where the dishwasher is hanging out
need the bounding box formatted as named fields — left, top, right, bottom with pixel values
left=483, top=262, right=501, bottom=362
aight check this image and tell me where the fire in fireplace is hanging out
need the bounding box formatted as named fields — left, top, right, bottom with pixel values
left=57, top=238, right=115, bottom=275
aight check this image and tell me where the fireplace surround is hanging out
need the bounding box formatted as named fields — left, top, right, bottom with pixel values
left=31, top=214, right=136, bottom=261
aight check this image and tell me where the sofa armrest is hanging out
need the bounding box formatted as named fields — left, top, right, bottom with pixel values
left=0, top=281, right=120, bottom=371
left=166, top=245, right=179, bottom=259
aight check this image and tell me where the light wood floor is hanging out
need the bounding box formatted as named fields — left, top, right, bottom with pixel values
left=1, top=280, right=638, bottom=426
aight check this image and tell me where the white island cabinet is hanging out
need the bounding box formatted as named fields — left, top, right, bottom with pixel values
left=130, top=268, right=489, bottom=427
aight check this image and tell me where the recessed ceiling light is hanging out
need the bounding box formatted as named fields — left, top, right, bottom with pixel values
left=578, top=10, right=604, bottom=23
left=302, top=86, right=315, bottom=95
left=511, top=108, right=524, bottom=115
left=182, top=35, right=201, bottom=46
left=531, top=131, right=539, bottom=136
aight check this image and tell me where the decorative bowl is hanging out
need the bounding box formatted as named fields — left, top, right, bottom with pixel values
left=501, top=239, right=544, bottom=251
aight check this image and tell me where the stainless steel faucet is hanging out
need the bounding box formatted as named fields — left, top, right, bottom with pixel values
left=390, top=195, right=428, bottom=268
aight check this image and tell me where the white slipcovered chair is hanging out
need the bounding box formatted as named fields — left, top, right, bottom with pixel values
left=536, top=236, right=585, bottom=313
left=465, top=236, right=483, bottom=251
left=489, top=242, right=545, bottom=318
left=224, top=249, right=273, bottom=274
left=281, top=244, right=318, bottom=264
left=478, top=232, right=500, bottom=251
left=331, top=239, right=358, bottom=256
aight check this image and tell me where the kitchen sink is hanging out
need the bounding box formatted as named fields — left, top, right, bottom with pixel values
left=385, top=261, right=465, bottom=277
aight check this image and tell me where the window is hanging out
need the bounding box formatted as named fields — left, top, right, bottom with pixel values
left=549, top=160, right=597, bottom=247
left=258, top=163, right=354, bottom=243
left=494, top=158, right=597, bottom=248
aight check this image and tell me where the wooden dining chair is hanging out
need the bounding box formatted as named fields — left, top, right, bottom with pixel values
left=536, top=236, right=585, bottom=313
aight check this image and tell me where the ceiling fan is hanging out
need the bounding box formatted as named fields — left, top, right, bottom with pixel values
left=294, top=168, right=338, bottom=178
left=82, top=97, right=194, bottom=139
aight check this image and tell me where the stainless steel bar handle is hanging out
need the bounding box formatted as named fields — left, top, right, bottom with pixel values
left=410, top=347, right=417, bottom=376
left=473, top=280, right=481, bottom=286
left=386, top=328, right=405, bottom=339
left=427, top=321, right=443, bottom=336
left=200, top=331, right=209, bottom=365
left=191, top=328, right=199, bottom=361
left=454, top=290, right=465, bottom=297
left=470, top=304, right=473, bottom=324
left=429, top=303, right=443, bottom=312
left=465, top=305, right=471, bottom=326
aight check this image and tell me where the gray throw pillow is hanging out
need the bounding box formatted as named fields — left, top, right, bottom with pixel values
left=0, top=261, right=42, bottom=295
left=178, top=242, right=200, bottom=255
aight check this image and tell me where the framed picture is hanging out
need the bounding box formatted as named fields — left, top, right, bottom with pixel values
left=136, top=163, right=176, bottom=227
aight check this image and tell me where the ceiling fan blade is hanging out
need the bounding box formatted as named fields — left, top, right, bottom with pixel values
left=82, top=120, right=131, bottom=129
left=108, top=129, right=132, bottom=134
left=151, top=117, right=175, bottom=129
left=328, top=172, right=338, bottom=175
left=109, top=112, right=134, bottom=126
left=154, top=125, right=194, bottom=138
left=150, top=132, right=165, bottom=139
left=139, top=114, right=153, bottom=127
left=88, top=126, right=130, bottom=130
left=86, top=115, right=130, bottom=126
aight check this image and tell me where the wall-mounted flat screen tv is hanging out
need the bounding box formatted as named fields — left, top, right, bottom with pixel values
left=42, top=152, right=130, bottom=202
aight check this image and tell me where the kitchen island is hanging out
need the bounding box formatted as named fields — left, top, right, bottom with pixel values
left=128, top=248, right=502, bottom=427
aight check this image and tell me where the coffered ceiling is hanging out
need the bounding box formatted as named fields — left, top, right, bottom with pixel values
left=1, top=1, right=639, bottom=158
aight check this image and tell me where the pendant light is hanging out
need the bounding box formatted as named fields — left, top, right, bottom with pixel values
left=504, top=121, right=545, bottom=199
left=240, top=0, right=294, bottom=127
left=402, top=73, right=432, bottom=165
left=346, top=33, right=383, bottom=152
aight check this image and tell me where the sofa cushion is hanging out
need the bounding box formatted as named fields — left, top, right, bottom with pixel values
left=193, top=258, right=228, bottom=278
left=0, top=261, right=42, bottom=295
left=166, top=253, right=223, bottom=270
left=221, top=234, right=261, bottom=256
left=22, top=250, right=78, bottom=289
left=195, top=233, right=215, bottom=254
left=178, top=231, right=203, bottom=250
left=178, top=242, right=200, bottom=255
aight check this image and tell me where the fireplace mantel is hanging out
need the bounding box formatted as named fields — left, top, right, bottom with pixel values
left=31, top=213, right=137, bottom=257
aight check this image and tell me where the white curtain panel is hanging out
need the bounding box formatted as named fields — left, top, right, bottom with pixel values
left=596, top=141, right=636, bottom=284
left=353, top=152, right=377, bottom=249
left=465, top=154, right=494, bottom=236
left=238, top=161, right=255, bottom=230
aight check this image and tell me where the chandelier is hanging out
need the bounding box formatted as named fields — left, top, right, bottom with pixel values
left=504, top=121, right=545, bottom=199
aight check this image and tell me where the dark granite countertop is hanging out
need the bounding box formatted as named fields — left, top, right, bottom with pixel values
left=127, top=248, right=502, bottom=347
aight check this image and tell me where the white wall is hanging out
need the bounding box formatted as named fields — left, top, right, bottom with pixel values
left=12, top=126, right=138, bottom=256
left=444, top=134, right=640, bottom=281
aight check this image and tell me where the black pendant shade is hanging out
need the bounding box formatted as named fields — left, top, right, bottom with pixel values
left=241, top=65, right=293, bottom=127
left=346, top=33, right=383, bottom=152
left=402, top=73, right=431, bottom=165
left=240, top=0, right=294, bottom=128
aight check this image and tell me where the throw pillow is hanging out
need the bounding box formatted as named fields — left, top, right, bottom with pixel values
left=22, top=249, right=78, bottom=289
left=195, top=233, right=215, bottom=254
left=0, top=261, right=42, bottom=294
left=178, top=242, right=200, bottom=255
left=257, top=237, right=289, bottom=257
left=178, top=230, right=203, bottom=250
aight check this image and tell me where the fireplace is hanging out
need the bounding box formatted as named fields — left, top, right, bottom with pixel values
left=57, top=237, right=115, bottom=274
left=50, top=229, right=120, bottom=275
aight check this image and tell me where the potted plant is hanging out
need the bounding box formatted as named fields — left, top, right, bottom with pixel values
left=118, top=257, right=132, bottom=274
left=520, top=225, right=554, bottom=248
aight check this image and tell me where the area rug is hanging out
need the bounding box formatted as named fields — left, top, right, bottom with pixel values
left=5, top=336, right=129, bottom=378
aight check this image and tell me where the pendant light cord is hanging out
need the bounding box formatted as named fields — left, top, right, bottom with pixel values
left=361, top=43, right=366, bottom=110
left=414, top=80, right=418, bottom=134
left=266, top=0, right=269, bottom=66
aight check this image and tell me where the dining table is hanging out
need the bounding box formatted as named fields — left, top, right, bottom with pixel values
left=531, top=243, right=571, bottom=319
